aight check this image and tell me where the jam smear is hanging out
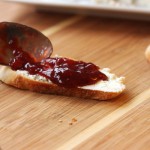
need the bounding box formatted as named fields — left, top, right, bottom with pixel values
left=7, top=37, right=108, bottom=88
left=41, top=57, right=108, bottom=87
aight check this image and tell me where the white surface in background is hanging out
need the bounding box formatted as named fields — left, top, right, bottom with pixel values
left=53, top=0, right=150, bottom=8
left=5, top=0, right=150, bottom=8
left=4, top=0, right=150, bottom=18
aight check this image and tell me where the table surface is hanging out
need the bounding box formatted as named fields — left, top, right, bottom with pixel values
left=0, top=2, right=150, bottom=150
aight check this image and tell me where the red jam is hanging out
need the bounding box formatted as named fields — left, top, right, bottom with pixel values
left=10, top=53, right=108, bottom=87
left=6, top=33, right=108, bottom=88
left=41, top=57, right=108, bottom=87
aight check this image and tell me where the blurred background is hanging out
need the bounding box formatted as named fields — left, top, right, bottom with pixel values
left=3, top=0, right=150, bottom=20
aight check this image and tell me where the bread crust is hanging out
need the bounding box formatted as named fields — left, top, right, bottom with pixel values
left=0, top=66, right=123, bottom=100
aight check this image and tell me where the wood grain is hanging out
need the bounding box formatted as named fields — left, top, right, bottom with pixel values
left=76, top=98, right=150, bottom=150
left=59, top=89, right=150, bottom=150
left=0, top=2, right=73, bottom=31
left=0, top=2, right=150, bottom=150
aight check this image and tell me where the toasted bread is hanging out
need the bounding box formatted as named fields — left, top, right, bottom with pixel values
left=0, top=65, right=125, bottom=100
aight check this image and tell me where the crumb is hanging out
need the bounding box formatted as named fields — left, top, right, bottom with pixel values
left=69, top=122, right=73, bottom=125
left=68, top=118, right=78, bottom=125
left=72, top=118, right=77, bottom=122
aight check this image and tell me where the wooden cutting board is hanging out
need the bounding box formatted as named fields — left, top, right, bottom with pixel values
left=0, top=2, right=150, bottom=150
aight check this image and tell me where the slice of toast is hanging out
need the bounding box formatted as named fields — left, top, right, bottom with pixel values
left=0, top=65, right=125, bottom=100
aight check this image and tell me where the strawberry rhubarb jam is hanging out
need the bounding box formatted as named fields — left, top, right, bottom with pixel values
left=10, top=52, right=108, bottom=88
